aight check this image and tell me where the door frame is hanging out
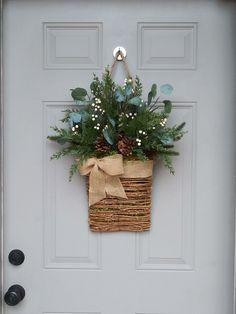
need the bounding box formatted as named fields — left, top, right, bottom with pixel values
left=1, top=0, right=3, bottom=313
left=0, top=1, right=235, bottom=313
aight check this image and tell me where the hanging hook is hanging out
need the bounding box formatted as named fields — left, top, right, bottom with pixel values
left=110, top=46, right=132, bottom=80
left=113, top=46, right=127, bottom=61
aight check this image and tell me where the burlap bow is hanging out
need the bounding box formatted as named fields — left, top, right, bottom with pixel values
left=78, top=154, right=127, bottom=206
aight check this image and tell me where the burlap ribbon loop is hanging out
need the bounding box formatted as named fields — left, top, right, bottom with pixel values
left=78, top=154, right=127, bottom=206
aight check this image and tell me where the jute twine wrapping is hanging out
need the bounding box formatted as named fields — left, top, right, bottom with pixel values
left=79, top=155, right=153, bottom=232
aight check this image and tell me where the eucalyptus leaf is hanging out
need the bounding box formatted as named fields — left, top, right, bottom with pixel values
left=163, top=100, right=172, bottom=113
left=75, top=100, right=90, bottom=106
left=147, top=84, right=157, bottom=105
left=147, top=91, right=153, bottom=105
left=115, top=87, right=125, bottom=102
left=68, top=112, right=81, bottom=127
left=69, top=112, right=82, bottom=123
left=80, top=111, right=90, bottom=122
left=151, top=84, right=157, bottom=98
left=108, top=116, right=116, bottom=127
left=71, top=88, right=87, bottom=101
left=124, top=84, right=132, bottom=96
left=103, top=127, right=114, bottom=145
left=128, top=96, right=142, bottom=106
left=160, top=84, right=173, bottom=95
left=158, top=135, right=173, bottom=145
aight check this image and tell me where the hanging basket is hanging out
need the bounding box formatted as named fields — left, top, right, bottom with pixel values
left=82, top=157, right=153, bottom=232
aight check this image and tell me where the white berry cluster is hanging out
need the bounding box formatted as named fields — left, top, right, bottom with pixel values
left=160, top=118, right=167, bottom=127
left=138, top=130, right=147, bottom=135
left=123, top=78, right=134, bottom=92
left=124, top=78, right=133, bottom=85
left=91, top=114, right=98, bottom=121
left=91, top=98, right=105, bottom=121
left=71, top=124, right=79, bottom=132
left=95, top=97, right=101, bottom=104
left=136, top=129, right=147, bottom=146
left=94, top=123, right=100, bottom=130
left=125, top=112, right=137, bottom=120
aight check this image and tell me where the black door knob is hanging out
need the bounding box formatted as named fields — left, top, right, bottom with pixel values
left=8, top=249, right=25, bottom=266
left=4, top=285, right=25, bottom=306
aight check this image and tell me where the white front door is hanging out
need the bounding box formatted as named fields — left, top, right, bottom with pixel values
left=3, top=1, right=236, bottom=313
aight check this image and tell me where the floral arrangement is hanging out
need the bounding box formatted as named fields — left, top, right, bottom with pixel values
left=48, top=68, right=186, bottom=180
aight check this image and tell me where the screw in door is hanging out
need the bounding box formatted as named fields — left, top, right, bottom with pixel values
left=8, top=249, right=25, bottom=266
left=4, top=284, right=25, bottom=306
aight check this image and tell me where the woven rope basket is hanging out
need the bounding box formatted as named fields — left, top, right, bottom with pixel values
left=87, top=159, right=153, bottom=232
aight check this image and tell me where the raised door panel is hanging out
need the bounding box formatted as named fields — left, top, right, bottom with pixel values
left=138, top=22, right=197, bottom=70
left=44, top=22, right=103, bottom=69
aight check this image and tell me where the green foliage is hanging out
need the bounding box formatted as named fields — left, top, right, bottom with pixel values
left=103, top=125, right=115, bottom=145
left=69, top=162, right=78, bottom=181
left=71, top=88, right=87, bottom=100
left=128, top=96, right=142, bottom=106
left=163, top=100, right=172, bottom=113
left=48, top=69, right=186, bottom=178
left=133, top=76, right=143, bottom=96
left=148, top=83, right=157, bottom=105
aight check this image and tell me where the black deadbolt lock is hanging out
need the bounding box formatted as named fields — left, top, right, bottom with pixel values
left=4, top=284, right=25, bottom=306
left=8, top=249, right=25, bottom=266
